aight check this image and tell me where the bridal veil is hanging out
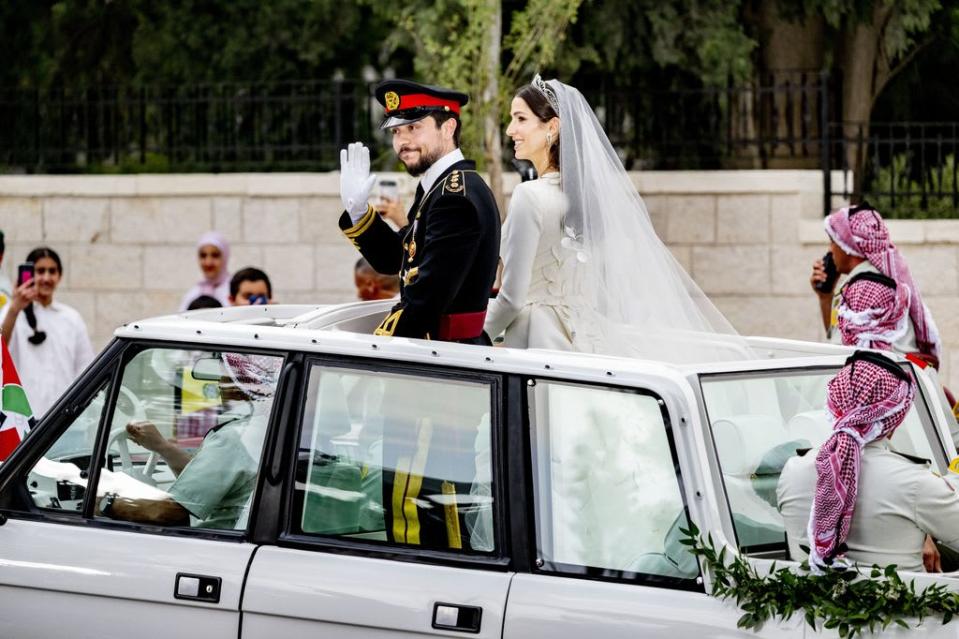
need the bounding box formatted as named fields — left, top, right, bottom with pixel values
left=542, top=77, right=751, bottom=363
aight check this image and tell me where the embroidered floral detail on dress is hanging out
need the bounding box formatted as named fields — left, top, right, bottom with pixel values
left=560, top=225, right=589, bottom=263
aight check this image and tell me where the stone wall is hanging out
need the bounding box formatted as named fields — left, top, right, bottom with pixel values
left=2, top=170, right=958, bottom=387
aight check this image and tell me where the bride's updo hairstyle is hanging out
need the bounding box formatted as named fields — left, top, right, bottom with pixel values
left=515, top=84, right=560, bottom=170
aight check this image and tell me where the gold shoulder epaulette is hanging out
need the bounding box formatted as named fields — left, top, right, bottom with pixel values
left=442, top=170, right=465, bottom=195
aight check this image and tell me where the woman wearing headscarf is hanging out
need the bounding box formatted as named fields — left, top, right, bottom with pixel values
left=777, top=351, right=959, bottom=573
left=180, top=231, right=231, bottom=311
left=811, top=203, right=941, bottom=367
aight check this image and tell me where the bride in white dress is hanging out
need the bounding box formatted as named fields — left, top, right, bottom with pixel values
left=483, top=82, right=579, bottom=350
left=484, top=76, right=746, bottom=362
left=475, top=77, right=751, bottom=555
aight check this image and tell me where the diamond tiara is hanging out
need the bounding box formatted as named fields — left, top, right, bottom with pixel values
left=531, top=74, right=559, bottom=112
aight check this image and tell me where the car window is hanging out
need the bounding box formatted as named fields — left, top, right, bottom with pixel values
left=528, top=380, right=699, bottom=584
left=24, top=383, right=110, bottom=513
left=700, top=367, right=939, bottom=553
left=91, top=347, right=283, bottom=531
left=291, top=364, right=496, bottom=554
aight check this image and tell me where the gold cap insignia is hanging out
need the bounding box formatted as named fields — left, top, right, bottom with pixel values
left=385, top=91, right=400, bottom=112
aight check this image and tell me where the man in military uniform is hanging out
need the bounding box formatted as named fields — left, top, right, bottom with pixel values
left=338, top=79, right=500, bottom=345
left=777, top=351, right=959, bottom=573
left=337, top=80, right=501, bottom=550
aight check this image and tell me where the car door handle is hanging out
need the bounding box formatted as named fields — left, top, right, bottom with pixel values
left=174, top=573, right=222, bottom=604
left=432, top=602, right=482, bottom=633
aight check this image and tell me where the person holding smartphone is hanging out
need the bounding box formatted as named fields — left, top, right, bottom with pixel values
left=809, top=203, right=935, bottom=364
left=0, top=247, right=94, bottom=416
left=228, top=267, right=273, bottom=306
left=374, top=179, right=408, bottom=230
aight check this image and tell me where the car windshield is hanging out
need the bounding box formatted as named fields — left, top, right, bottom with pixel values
left=699, top=365, right=943, bottom=555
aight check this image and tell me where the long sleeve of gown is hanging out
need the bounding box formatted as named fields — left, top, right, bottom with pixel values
left=484, top=186, right=541, bottom=339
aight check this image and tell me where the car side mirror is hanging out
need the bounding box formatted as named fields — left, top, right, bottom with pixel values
left=192, top=356, right=225, bottom=381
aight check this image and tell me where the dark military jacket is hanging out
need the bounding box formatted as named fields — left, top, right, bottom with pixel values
left=339, top=159, right=500, bottom=343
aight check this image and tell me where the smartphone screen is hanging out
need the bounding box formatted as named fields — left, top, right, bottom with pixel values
left=378, top=179, right=399, bottom=202
left=17, top=262, right=34, bottom=286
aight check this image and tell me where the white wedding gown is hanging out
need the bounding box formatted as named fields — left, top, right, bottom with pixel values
left=485, top=77, right=748, bottom=364
left=484, top=172, right=596, bottom=351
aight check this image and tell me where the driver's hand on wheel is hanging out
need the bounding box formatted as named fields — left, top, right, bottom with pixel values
left=126, top=421, right=167, bottom=453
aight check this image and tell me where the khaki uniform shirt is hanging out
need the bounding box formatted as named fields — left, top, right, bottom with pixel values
left=777, top=439, right=959, bottom=573
left=168, top=415, right=261, bottom=529
left=827, top=261, right=918, bottom=353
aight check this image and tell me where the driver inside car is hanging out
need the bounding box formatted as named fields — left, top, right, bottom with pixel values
left=97, top=353, right=281, bottom=529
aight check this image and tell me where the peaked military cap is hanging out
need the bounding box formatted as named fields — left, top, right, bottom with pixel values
left=374, top=79, right=469, bottom=130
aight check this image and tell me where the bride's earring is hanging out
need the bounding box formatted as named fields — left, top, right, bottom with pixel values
left=546, top=132, right=553, bottom=147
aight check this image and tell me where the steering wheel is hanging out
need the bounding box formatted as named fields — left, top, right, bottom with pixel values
left=104, top=387, right=157, bottom=485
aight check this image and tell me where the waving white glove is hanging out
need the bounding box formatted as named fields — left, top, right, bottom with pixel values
left=340, top=142, right=377, bottom=223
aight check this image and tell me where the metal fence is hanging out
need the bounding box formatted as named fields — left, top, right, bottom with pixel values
left=0, top=81, right=374, bottom=172
left=2, top=76, right=958, bottom=218
left=592, top=70, right=834, bottom=171
left=2, top=73, right=834, bottom=172
left=827, top=121, right=959, bottom=219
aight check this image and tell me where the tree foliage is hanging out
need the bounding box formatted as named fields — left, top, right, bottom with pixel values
left=2, top=0, right=957, bottom=183
left=1, top=0, right=390, bottom=88
left=644, top=1, right=755, bottom=85
left=372, top=0, right=582, bottom=163
left=132, top=0, right=383, bottom=84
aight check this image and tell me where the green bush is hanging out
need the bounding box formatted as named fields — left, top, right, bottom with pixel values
left=870, top=154, right=959, bottom=219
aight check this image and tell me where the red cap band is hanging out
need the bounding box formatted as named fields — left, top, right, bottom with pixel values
left=393, top=93, right=461, bottom=115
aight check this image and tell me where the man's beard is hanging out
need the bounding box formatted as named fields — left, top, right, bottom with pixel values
left=400, top=146, right=444, bottom=176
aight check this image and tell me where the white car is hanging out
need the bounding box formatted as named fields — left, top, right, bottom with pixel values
left=0, top=301, right=956, bottom=638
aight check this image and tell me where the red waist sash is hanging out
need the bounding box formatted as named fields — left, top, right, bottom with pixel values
left=438, top=311, right=487, bottom=340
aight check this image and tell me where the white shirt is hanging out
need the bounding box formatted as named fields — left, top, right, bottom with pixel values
left=419, top=148, right=465, bottom=195
left=777, top=439, right=959, bottom=573
left=1, top=301, right=95, bottom=417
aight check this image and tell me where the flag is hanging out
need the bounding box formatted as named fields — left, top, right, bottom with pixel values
left=0, top=338, right=35, bottom=461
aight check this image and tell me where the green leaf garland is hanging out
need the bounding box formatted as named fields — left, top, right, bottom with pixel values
left=680, top=522, right=959, bottom=638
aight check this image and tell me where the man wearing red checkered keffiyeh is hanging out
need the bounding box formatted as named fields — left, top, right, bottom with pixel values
left=807, top=353, right=916, bottom=571
left=823, top=205, right=941, bottom=363
left=779, top=352, right=959, bottom=573
left=837, top=272, right=910, bottom=351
